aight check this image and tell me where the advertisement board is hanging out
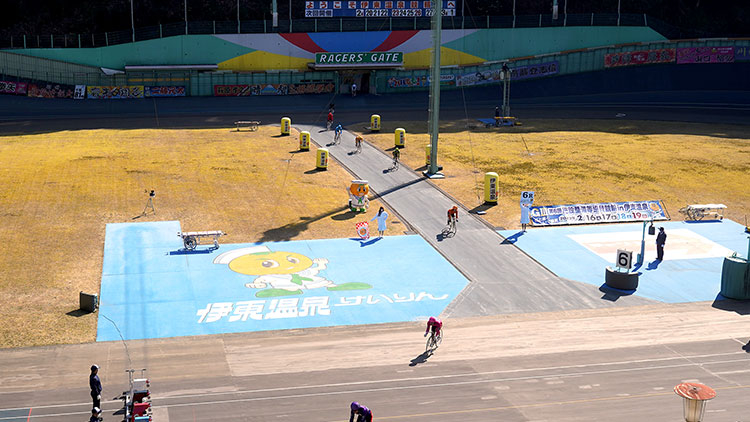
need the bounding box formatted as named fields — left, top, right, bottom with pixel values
left=315, top=52, right=403, bottom=68
left=676, top=46, right=734, bottom=64
left=0, top=81, right=28, bottom=95
left=304, top=0, right=458, bottom=17
left=604, top=48, right=675, bottom=68
left=27, top=83, right=75, bottom=98
left=214, top=83, right=335, bottom=97
left=86, top=86, right=144, bottom=99
left=456, top=61, right=558, bottom=87
left=529, top=200, right=667, bottom=226
left=144, top=86, right=186, bottom=97
left=387, top=74, right=455, bottom=88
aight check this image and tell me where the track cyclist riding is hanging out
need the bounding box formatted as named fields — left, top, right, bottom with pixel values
left=349, top=402, right=373, bottom=422
left=447, top=206, right=458, bottom=230
left=334, top=124, right=343, bottom=144
left=355, top=135, right=363, bottom=153
left=392, top=147, right=400, bottom=169
left=327, top=111, right=334, bottom=131
left=425, top=316, right=443, bottom=352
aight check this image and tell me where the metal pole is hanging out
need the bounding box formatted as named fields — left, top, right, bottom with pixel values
left=564, top=0, right=567, bottom=26
left=289, top=0, right=292, bottom=32
left=237, top=0, right=241, bottom=33
left=130, top=0, right=135, bottom=42
left=184, top=0, right=188, bottom=35
left=513, top=0, right=516, bottom=28
left=617, top=0, right=621, bottom=26
left=426, top=0, right=443, bottom=177
left=272, top=0, right=278, bottom=27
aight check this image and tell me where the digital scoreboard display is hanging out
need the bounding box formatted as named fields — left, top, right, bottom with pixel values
left=304, top=1, right=458, bottom=18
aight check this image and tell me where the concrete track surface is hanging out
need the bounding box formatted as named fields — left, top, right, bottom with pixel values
left=1, top=303, right=749, bottom=421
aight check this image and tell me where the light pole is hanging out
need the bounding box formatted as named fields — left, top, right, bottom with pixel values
left=425, top=0, right=443, bottom=178
left=130, top=0, right=135, bottom=42
left=184, top=0, right=188, bottom=35
left=617, top=0, right=621, bottom=26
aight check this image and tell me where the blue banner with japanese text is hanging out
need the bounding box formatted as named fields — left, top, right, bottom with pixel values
left=530, top=200, right=668, bottom=226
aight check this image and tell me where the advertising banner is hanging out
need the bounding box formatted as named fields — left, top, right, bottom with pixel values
left=604, top=48, right=675, bottom=67
left=456, top=61, right=557, bottom=87
left=529, top=200, right=668, bottom=226
left=387, top=74, right=455, bottom=88
left=214, top=83, right=335, bottom=97
left=304, top=0, right=458, bottom=17
left=0, top=81, right=28, bottom=95
left=144, top=86, right=186, bottom=97
left=27, top=83, right=75, bottom=98
left=86, top=86, right=144, bottom=99
left=74, top=85, right=86, bottom=99
left=735, top=46, right=750, bottom=61
left=315, top=52, right=403, bottom=67
left=676, top=46, right=734, bottom=64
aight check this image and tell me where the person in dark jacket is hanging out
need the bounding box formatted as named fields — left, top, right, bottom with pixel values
left=90, top=364, right=102, bottom=409
left=89, top=407, right=102, bottom=422
left=656, top=227, right=667, bottom=261
left=349, top=401, right=373, bottom=422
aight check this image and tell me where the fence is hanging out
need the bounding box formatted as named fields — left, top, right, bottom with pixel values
left=374, top=38, right=750, bottom=94
left=0, top=13, right=694, bottom=50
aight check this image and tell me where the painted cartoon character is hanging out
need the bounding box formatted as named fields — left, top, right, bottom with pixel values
left=213, top=245, right=370, bottom=298
left=349, top=180, right=370, bottom=212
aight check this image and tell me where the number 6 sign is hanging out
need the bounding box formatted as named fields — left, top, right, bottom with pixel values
left=616, top=249, right=633, bottom=270
left=520, top=191, right=535, bottom=205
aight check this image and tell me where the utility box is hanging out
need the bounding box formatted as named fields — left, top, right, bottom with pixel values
left=80, top=291, right=98, bottom=312
left=720, top=255, right=750, bottom=299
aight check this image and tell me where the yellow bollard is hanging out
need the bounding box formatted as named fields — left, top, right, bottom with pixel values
left=395, top=128, right=406, bottom=148
left=299, top=131, right=310, bottom=151
left=484, top=172, right=499, bottom=204
left=280, top=117, right=291, bottom=135
left=316, top=148, right=329, bottom=170
left=370, top=114, right=380, bottom=132
left=425, top=144, right=431, bottom=166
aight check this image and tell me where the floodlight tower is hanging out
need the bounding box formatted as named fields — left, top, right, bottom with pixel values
left=425, top=0, right=444, bottom=178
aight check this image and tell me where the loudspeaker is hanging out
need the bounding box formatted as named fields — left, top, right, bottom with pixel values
left=648, top=224, right=655, bottom=235
left=80, top=291, right=98, bottom=312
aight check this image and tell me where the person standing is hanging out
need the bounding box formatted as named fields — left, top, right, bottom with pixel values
left=370, top=207, right=388, bottom=238
left=351, top=82, right=357, bottom=97
left=520, top=202, right=530, bottom=232
left=494, top=106, right=501, bottom=127
left=90, top=364, right=102, bottom=410
left=656, top=227, right=667, bottom=261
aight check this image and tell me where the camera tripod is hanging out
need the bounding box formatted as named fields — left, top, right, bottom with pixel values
left=141, top=190, right=156, bottom=216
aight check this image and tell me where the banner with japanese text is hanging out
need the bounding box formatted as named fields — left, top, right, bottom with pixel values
left=676, top=46, right=734, bottom=64
left=456, top=61, right=558, bottom=87
left=86, top=85, right=144, bottom=99
left=214, top=83, right=335, bottom=96
left=735, top=46, right=750, bottom=61
left=145, top=86, right=186, bottom=97
left=0, top=81, right=27, bottom=95
left=387, top=74, right=455, bottom=88
left=604, top=49, right=675, bottom=68
left=27, top=83, right=75, bottom=98
left=530, top=200, right=668, bottom=226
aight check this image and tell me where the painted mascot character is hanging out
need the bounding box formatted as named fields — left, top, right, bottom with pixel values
left=213, top=245, right=371, bottom=298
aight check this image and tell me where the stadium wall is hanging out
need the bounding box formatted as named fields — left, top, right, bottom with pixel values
left=5, top=27, right=665, bottom=71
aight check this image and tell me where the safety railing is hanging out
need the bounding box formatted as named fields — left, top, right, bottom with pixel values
left=0, top=13, right=690, bottom=50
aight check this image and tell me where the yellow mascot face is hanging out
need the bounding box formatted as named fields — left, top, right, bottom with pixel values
left=350, top=182, right=369, bottom=197
left=228, top=251, right=313, bottom=275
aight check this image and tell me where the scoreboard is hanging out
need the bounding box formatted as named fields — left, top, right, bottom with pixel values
left=304, top=1, right=459, bottom=17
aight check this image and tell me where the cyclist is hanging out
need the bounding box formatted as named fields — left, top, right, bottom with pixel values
left=392, top=147, right=400, bottom=168
left=424, top=316, right=443, bottom=339
left=355, top=135, right=363, bottom=152
left=326, top=111, right=334, bottom=131
left=447, top=205, right=459, bottom=229
left=349, top=402, right=373, bottom=422
left=334, top=124, right=343, bottom=144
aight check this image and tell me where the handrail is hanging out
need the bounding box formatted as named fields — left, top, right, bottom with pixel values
left=0, top=13, right=686, bottom=50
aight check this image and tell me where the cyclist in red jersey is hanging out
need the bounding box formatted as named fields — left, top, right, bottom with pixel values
left=327, top=112, right=334, bottom=130
left=447, top=206, right=458, bottom=225
left=424, top=316, right=442, bottom=337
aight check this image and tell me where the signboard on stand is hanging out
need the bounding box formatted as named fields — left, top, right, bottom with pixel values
left=530, top=200, right=667, bottom=226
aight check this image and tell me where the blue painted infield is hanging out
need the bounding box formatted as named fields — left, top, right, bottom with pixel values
left=98, top=221, right=468, bottom=341
left=499, top=220, right=749, bottom=303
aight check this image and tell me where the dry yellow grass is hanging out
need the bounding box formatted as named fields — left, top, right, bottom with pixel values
left=359, top=119, right=750, bottom=230
left=0, top=126, right=395, bottom=348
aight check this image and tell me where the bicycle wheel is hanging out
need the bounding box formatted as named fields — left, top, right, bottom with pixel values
left=426, top=335, right=435, bottom=352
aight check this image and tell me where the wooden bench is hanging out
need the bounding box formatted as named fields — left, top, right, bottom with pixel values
left=234, top=120, right=260, bottom=131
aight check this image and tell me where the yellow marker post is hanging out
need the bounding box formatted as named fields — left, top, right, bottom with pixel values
left=280, top=117, right=291, bottom=135
left=395, top=128, right=406, bottom=148
left=370, top=114, right=380, bottom=132
left=299, top=131, right=310, bottom=151
left=484, top=172, right=499, bottom=203
left=316, top=148, right=329, bottom=170
left=425, top=144, right=431, bottom=166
